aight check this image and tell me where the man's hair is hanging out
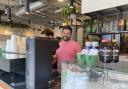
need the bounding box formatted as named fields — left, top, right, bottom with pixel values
left=62, top=25, right=72, bottom=34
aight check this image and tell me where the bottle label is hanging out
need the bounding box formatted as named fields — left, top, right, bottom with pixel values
left=112, top=50, right=119, bottom=52
left=102, top=50, right=111, bottom=52
left=102, top=55, right=110, bottom=56
left=113, top=55, right=118, bottom=56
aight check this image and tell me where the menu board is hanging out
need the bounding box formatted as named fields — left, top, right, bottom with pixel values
left=81, top=0, right=128, bottom=14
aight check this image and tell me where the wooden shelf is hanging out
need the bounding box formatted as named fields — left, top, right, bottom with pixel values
left=120, top=31, right=128, bottom=33
left=71, top=25, right=83, bottom=27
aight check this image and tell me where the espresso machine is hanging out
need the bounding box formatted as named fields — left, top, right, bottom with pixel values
left=26, top=37, right=59, bottom=89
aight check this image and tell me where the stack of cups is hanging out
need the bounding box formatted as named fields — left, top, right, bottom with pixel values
left=10, top=35, right=18, bottom=59
left=5, top=39, right=11, bottom=59
left=5, top=35, right=27, bottom=59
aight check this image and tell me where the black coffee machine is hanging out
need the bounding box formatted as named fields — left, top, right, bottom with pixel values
left=26, top=37, right=59, bottom=89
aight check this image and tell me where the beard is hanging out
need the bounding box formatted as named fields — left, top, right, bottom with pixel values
left=62, top=36, right=70, bottom=41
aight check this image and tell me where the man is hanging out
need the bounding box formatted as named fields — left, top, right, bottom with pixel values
left=54, top=25, right=81, bottom=73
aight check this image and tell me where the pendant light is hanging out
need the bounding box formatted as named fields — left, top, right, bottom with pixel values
left=7, top=0, right=12, bottom=22
left=70, top=0, right=74, bottom=6
left=0, top=13, right=1, bottom=21
left=25, top=0, right=30, bottom=14
left=7, top=6, right=11, bottom=21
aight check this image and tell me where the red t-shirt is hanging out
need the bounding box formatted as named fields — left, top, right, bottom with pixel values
left=56, top=40, right=81, bottom=72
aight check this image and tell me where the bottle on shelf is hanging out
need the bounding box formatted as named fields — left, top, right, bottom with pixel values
left=119, top=19, right=125, bottom=31
left=112, top=39, right=119, bottom=63
left=126, top=19, right=128, bottom=31
left=100, top=40, right=112, bottom=63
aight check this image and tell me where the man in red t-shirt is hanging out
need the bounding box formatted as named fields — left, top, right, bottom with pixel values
left=54, top=25, right=81, bottom=73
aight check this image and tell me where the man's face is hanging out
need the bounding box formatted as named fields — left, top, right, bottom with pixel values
left=62, top=29, right=71, bottom=41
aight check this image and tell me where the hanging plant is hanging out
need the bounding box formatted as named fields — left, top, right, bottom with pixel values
left=61, top=6, right=77, bottom=18
left=63, top=18, right=71, bottom=25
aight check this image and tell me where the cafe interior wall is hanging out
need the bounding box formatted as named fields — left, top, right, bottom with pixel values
left=0, top=25, right=35, bottom=37
left=53, top=27, right=62, bottom=38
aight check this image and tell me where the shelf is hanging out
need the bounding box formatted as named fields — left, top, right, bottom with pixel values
left=84, top=32, right=120, bottom=35
left=83, top=31, right=128, bottom=36
left=120, top=31, right=128, bottom=33
left=71, top=25, right=83, bottom=27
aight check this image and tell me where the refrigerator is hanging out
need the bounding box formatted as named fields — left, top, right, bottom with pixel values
left=26, top=37, right=59, bottom=89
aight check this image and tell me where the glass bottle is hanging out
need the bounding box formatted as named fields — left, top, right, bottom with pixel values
left=112, top=41, right=119, bottom=63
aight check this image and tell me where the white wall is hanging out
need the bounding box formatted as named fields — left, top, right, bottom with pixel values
left=53, top=27, right=62, bottom=38
left=82, top=0, right=128, bottom=14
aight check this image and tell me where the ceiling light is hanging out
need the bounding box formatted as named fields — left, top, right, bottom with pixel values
left=55, top=8, right=63, bottom=13
left=58, top=0, right=64, bottom=2
left=69, top=6, right=74, bottom=8
left=35, top=10, right=40, bottom=13
left=25, top=11, right=30, bottom=14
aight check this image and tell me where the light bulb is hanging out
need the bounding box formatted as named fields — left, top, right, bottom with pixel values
left=58, top=0, right=64, bottom=2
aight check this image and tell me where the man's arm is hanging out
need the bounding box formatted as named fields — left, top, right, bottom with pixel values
left=52, top=54, right=57, bottom=64
left=76, top=42, right=81, bottom=53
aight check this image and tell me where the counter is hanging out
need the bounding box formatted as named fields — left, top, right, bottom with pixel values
left=0, top=58, right=25, bottom=72
left=0, top=58, right=25, bottom=87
